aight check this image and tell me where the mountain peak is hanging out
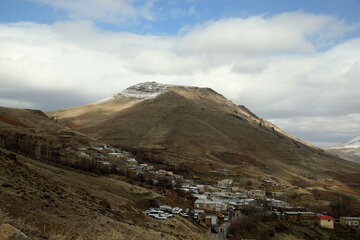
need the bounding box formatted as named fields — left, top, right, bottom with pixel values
left=115, top=82, right=171, bottom=99
left=334, top=136, right=360, bottom=149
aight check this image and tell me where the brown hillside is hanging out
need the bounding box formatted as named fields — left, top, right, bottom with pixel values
left=0, top=105, right=205, bottom=240
left=48, top=82, right=360, bottom=194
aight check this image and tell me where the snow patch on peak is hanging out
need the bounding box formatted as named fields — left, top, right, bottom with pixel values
left=115, top=82, right=171, bottom=99
left=333, top=136, right=360, bottom=149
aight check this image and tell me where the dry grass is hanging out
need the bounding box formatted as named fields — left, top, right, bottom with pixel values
left=0, top=208, right=33, bottom=237
left=0, top=150, right=205, bottom=240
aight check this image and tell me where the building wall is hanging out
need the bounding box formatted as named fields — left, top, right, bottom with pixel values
left=340, top=218, right=347, bottom=227
left=340, top=218, right=360, bottom=228
left=318, top=219, right=334, bottom=229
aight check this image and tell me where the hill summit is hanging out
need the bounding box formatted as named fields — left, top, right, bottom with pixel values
left=328, top=136, right=360, bottom=164
left=48, top=82, right=360, bottom=188
left=115, top=82, right=171, bottom=99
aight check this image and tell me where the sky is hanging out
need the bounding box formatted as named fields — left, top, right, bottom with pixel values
left=0, top=0, right=360, bottom=147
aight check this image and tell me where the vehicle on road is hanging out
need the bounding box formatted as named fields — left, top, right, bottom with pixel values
left=211, top=226, right=218, bottom=233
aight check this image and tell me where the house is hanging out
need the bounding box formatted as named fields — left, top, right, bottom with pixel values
left=99, top=161, right=111, bottom=165
left=196, top=185, right=205, bottom=192
left=127, top=158, right=138, bottom=164
left=205, top=216, right=217, bottom=226
left=232, top=210, right=242, bottom=219
left=194, top=199, right=227, bottom=212
left=172, top=174, right=183, bottom=180
left=78, top=152, right=89, bottom=157
left=265, top=198, right=290, bottom=209
left=340, top=217, right=360, bottom=228
left=108, top=152, right=123, bottom=158
left=156, top=169, right=173, bottom=176
left=231, top=186, right=241, bottom=192
left=218, top=179, right=233, bottom=188
left=92, top=153, right=105, bottom=159
left=262, top=178, right=278, bottom=185
left=283, top=212, right=300, bottom=222
left=245, top=190, right=266, bottom=199
left=229, top=199, right=255, bottom=210
left=316, top=216, right=334, bottom=229
left=271, top=191, right=285, bottom=197
left=299, top=212, right=316, bottom=223
left=192, top=194, right=208, bottom=200
left=210, top=169, right=229, bottom=175
left=283, top=212, right=315, bottom=223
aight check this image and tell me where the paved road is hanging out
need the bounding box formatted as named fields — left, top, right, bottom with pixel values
left=218, top=223, right=230, bottom=240
left=207, top=222, right=230, bottom=240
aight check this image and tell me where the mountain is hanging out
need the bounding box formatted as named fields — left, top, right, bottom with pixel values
left=327, top=137, right=360, bottom=163
left=48, top=82, right=360, bottom=191
left=0, top=106, right=204, bottom=239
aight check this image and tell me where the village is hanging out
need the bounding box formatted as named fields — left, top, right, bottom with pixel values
left=76, top=144, right=360, bottom=238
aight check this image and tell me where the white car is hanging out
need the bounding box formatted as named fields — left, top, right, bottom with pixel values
left=163, top=213, right=173, bottom=218
left=160, top=205, right=173, bottom=212
left=172, top=207, right=182, bottom=214
left=148, top=210, right=164, bottom=217
left=154, top=214, right=168, bottom=220
left=180, top=212, right=189, bottom=217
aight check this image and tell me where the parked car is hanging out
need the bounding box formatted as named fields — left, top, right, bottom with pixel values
left=154, top=214, right=168, bottom=220
left=172, top=207, right=182, bottom=214
left=163, top=213, right=173, bottom=218
left=160, top=205, right=173, bottom=212
left=148, top=210, right=164, bottom=217
left=180, top=212, right=189, bottom=217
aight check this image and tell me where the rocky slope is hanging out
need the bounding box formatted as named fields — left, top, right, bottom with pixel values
left=48, top=82, right=360, bottom=191
left=327, top=137, right=360, bottom=163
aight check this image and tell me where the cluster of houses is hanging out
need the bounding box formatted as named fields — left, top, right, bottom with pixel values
left=75, top=145, right=360, bottom=231
left=76, top=144, right=122, bottom=167
left=77, top=144, right=188, bottom=187
left=182, top=178, right=360, bottom=231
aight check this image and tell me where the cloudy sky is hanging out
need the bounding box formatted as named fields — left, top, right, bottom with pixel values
left=0, top=0, right=360, bottom=147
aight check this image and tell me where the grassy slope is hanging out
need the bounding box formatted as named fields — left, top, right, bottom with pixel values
left=0, top=148, right=205, bottom=240
left=49, top=88, right=360, bottom=181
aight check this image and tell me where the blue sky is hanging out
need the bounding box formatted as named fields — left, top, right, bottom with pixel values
left=0, top=0, right=360, bottom=147
left=1, top=0, right=360, bottom=35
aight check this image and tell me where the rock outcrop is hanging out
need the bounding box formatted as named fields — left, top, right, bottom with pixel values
left=0, top=223, right=28, bottom=240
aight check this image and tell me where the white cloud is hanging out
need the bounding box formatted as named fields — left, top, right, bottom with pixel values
left=0, top=11, right=359, bottom=147
left=29, top=0, right=157, bottom=24
left=270, top=114, right=360, bottom=147
left=231, top=58, right=268, bottom=74
left=0, top=98, right=34, bottom=109
left=173, top=11, right=358, bottom=56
